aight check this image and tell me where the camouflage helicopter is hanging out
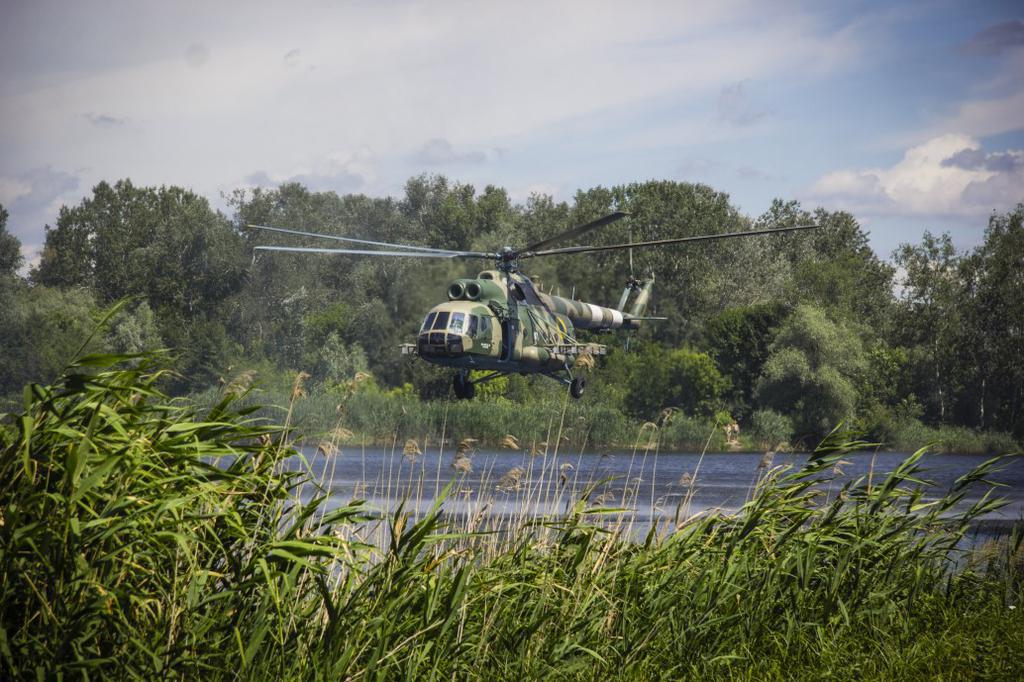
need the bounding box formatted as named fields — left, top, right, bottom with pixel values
left=249, top=214, right=816, bottom=400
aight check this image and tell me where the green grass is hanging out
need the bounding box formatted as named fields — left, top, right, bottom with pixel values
left=2, top=354, right=1022, bottom=679
left=190, top=379, right=738, bottom=452
left=191, top=373, right=1022, bottom=455
left=883, top=419, right=1021, bottom=456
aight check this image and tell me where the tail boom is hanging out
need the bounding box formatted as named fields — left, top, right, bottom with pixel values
left=538, top=275, right=656, bottom=331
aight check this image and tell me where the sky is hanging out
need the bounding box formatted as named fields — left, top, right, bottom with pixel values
left=1, top=0, right=1022, bottom=266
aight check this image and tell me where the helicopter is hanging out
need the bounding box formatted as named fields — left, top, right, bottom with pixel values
left=249, top=213, right=817, bottom=400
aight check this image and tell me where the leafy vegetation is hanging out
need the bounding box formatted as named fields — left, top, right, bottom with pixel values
left=755, top=305, right=865, bottom=441
left=1, top=355, right=1021, bottom=679
left=1, top=177, right=1022, bottom=450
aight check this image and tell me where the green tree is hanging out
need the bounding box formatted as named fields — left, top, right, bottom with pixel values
left=759, top=200, right=894, bottom=329
left=401, top=174, right=483, bottom=250
left=625, top=343, right=727, bottom=418
left=106, top=300, right=163, bottom=354
left=892, top=231, right=963, bottom=423
left=318, top=332, right=369, bottom=386
left=32, top=180, right=251, bottom=391
left=0, top=205, right=22, bottom=277
left=34, top=180, right=247, bottom=316
left=162, top=318, right=241, bottom=393
left=957, top=204, right=1024, bottom=435
left=0, top=285, right=100, bottom=396
left=756, top=305, right=867, bottom=441
left=856, top=341, right=910, bottom=412
left=701, top=303, right=785, bottom=419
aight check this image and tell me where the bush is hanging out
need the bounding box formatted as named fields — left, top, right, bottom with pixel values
left=886, top=420, right=1021, bottom=454
left=749, top=409, right=794, bottom=449
left=662, top=414, right=726, bottom=450
left=625, top=344, right=728, bottom=419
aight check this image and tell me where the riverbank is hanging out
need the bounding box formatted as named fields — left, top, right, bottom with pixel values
left=190, top=381, right=1022, bottom=455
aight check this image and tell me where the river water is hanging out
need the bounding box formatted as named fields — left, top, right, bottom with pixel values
left=291, top=445, right=1023, bottom=533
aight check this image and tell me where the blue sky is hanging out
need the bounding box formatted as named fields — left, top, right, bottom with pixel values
left=1, top=0, right=1021, bottom=265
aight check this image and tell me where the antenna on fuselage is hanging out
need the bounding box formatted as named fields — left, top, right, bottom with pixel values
left=616, top=226, right=641, bottom=311
left=628, top=225, right=634, bottom=280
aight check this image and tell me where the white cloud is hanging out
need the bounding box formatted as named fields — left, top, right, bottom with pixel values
left=0, top=177, right=33, bottom=206
left=83, top=112, right=127, bottom=127
left=808, top=134, right=1024, bottom=217
left=717, top=80, right=768, bottom=126
left=925, top=46, right=1024, bottom=140
left=937, top=90, right=1024, bottom=139
left=959, top=20, right=1024, bottom=57
left=0, top=2, right=864, bottom=189
left=0, top=0, right=895, bottom=254
left=412, top=138, right=491, bottom=166
left=184, top=43, right=210, bottom=68
left=736, top=165, right=779, bottom=181
left=507, top=182, right=565, bottom=203
left=678, top=157, right=717, bottom=177
left=0, top=166, right=80, bottom=215
left=243, top=147, right=376, bottom=193
left=0, top=166, right=82, bottom=251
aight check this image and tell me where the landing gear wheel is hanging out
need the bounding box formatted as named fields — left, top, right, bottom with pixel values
left=569, top=376, right=586, bottom=399
left=453, top=373, right=475, bottom=400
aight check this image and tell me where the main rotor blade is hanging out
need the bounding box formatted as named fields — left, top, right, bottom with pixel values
left=521, top=224, right=819, bottom=258
left=522, top=211, right=629, bottom=253
left=247, top=224, right=463, bottom=254
left=253, top=245, right=493, bottom=259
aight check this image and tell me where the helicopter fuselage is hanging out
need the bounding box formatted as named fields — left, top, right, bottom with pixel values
left=408, top=269, right=650, bottom=376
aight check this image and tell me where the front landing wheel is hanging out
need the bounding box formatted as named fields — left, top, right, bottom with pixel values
left=569, top=376, right=586, bottom=399
left=453, top=373, right=475, bottom=400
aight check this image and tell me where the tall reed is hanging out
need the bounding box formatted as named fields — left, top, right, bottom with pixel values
left=2, top=354, right=1021, bottom=679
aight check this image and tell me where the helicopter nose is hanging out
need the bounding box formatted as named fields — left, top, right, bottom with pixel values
left=418, top=331, right=466, bottom=356
left=446, top=335, right=465, bottom=355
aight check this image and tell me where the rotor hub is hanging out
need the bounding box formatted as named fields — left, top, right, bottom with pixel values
left=497, top=246, right=519, bottom=272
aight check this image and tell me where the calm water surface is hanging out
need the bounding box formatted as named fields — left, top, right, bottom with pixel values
left=290, top=445, right=1023, bottom=529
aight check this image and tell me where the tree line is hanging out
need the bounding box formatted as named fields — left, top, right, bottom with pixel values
left=0, top=177, right=1020, bottom=447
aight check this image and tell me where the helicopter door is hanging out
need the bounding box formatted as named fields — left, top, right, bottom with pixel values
left=500, top=317, right=520, bottom=361
left=500, top=319, right=512, bottom=360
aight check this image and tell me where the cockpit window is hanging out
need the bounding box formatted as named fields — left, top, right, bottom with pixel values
left=421, top=312, right=437, bottom=332
left=433, top=311, right=450, bottom=330
left=449, top=312, right=465, bottom=333
left=467, top=315, right=478, bottom=336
